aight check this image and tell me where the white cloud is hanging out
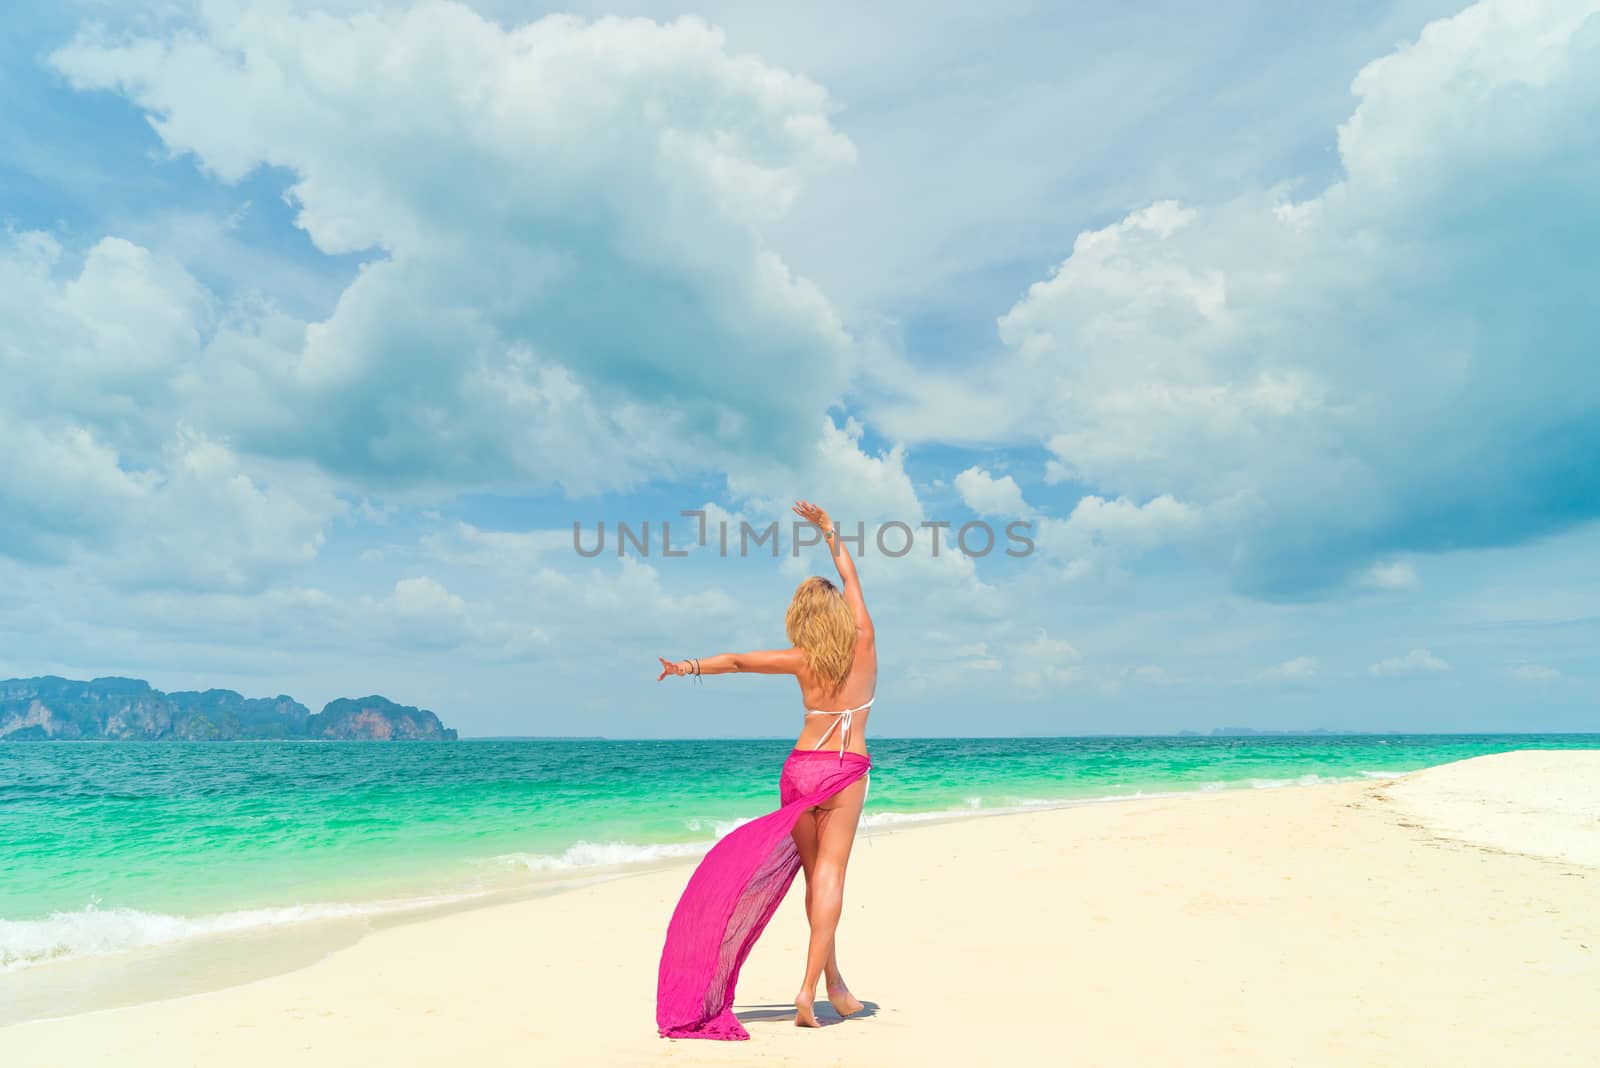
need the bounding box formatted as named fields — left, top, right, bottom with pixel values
left=421, top=522, right=576, bottom=572
left=5, top=0, right=879, bottom=608
left=953, top=466, right=1029, bottom=517
left=108, top=435, right=339, bottom=592
left=1362, top=561, right=1421, bottom=592
left=1369, top=648, right=1450, bottom=676
left=366, top=576, right=475, bottom=651
left=1509, top=663, right=1562, bottom=682
left=0, top=419, right=339, bottom=591
left=51, top=3, right=857, bottom=495
left=1019, top=631, right=1081, bottom=664
left=1010, top=629, right=1089, bottom=693
left=729, top=416, right=924, bottom=528
left=1262, top=655, right=1319, bottom=680
left=384, top=576, right=466, bottom=616
left=874, top=0, right=1600, bottom=597
left=1007, top=630, right=1172, bottom=699
left=1034, top=493, right=1204, bottom=582
left=950, top=642, right=1003, bottom=671
left=0, top=230, right=342, bottom=588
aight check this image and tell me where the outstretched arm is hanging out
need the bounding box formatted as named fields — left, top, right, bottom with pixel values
left=657, top=649, right=805, bottom=681
left=792, top=499, right=873, bottom=636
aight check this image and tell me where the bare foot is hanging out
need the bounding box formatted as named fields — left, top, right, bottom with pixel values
left=794, top=991, right=821, bottom=1028
left=826, top=981, right=864, bottom=1018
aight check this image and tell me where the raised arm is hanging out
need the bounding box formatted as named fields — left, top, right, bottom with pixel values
left=657, top=649, right=805, bottom=681
left=792, top=499, right=873, bottom=636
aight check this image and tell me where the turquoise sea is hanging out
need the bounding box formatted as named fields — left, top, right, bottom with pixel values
left=2, top=734, right=1595, bottom=973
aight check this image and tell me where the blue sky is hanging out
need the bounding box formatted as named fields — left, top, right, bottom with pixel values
left=2, top=0, right=1597, bottom=737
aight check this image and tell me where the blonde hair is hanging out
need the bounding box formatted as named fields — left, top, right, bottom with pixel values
left=785, top=576, right=857, bottom=693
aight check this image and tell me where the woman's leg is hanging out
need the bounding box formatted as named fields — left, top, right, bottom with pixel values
left=790, top=811, right=853, bottom=1000
left=794, top=777, right=868, bottom=1026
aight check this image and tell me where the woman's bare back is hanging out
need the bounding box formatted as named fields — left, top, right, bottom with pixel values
left=793, top=634, right=877, bottom=754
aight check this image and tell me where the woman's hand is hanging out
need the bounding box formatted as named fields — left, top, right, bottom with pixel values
left=792, top=499, right=833, bottom=536
left=657, top=656, right=690, bottom=681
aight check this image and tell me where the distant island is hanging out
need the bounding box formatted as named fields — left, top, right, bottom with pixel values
left=0, top=676, right=457, bottom=741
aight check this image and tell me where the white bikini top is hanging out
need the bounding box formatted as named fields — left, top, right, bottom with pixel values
left=804, top=696, right=874, bottom=759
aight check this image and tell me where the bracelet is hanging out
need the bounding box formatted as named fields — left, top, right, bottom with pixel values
left=691, top=657, right=701, bottom=676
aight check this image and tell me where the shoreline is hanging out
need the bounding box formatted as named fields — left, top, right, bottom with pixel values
left=10, top=732, right=1593, bottom=989
left=3, top=762, right=1434, bottom=1012
left=0, top=867, right=654, bottom=1029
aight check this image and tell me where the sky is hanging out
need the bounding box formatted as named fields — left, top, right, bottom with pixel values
left=2, top=0, right=1597, bottom=737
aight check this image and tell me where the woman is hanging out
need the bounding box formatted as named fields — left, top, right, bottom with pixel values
left=654, top=499, right=877, bottom=1040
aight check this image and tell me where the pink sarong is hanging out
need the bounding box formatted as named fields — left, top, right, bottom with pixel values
left=656, top=748, right=871, bottom=1040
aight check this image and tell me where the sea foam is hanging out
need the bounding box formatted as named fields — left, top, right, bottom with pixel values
left=489, top=839, right=714, bottom=871
left=0, top=893, right=477, bottom=975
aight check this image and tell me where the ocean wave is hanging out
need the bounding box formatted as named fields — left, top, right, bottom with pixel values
left=860, top=808, right=971, bottom=827
left=682, top=815, right=757, bottom=838
left=0, top=893, right=478, bottom=975
left=1245, top=773, right=1352, bottom=789
left=863, top=791, right=1167, bottom=825
left=489, top=839, right=714, bottom=872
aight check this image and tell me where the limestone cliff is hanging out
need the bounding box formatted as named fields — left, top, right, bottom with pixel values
left=0, top=677, right=456, bottom=741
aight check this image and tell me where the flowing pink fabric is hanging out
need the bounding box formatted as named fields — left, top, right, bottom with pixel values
left=656, top=748, right=871, bottom=1040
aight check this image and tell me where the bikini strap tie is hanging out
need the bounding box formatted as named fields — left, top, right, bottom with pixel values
left=807, top=696, right=873, bottom=762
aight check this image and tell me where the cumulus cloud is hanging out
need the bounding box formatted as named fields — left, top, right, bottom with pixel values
left=728, top=416, right=924, bottom=527
left=1034, top=493, right=1203, bottom=582
left=106, top=434, right=340, bottom=592
left=1008, top=630, right=1170, bottom=699
left=876, top=0, right=1600, bottom=597
left=367, top=576, right=476, bottom=651
left=1011, top=656, right=1167, bottom=701
left=0, top=234, right=210, bottom=447
left=0, top=233, right=342, bottom=587
left=1004, top=629, right=1158, bottom=697
left=1509, top=662, right=1562, bottom=682
left=1262, top=656, right=1319, bottom=681
left=1369, top=648, right=1450, bottom=676
left=1361, top=561, right=1421, bottom=592
left=420, top=522, right=576, bottom=571
left=954, top=466, right=1029, bottom=517
left=1019, top=631, right=1081, bottom=664
left=5, top=0, right=875, bottom=611
left=50, top=2, right=857, bottom=495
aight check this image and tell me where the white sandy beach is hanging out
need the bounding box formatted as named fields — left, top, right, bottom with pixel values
left=5, top=750, right=1597, bottom=1067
